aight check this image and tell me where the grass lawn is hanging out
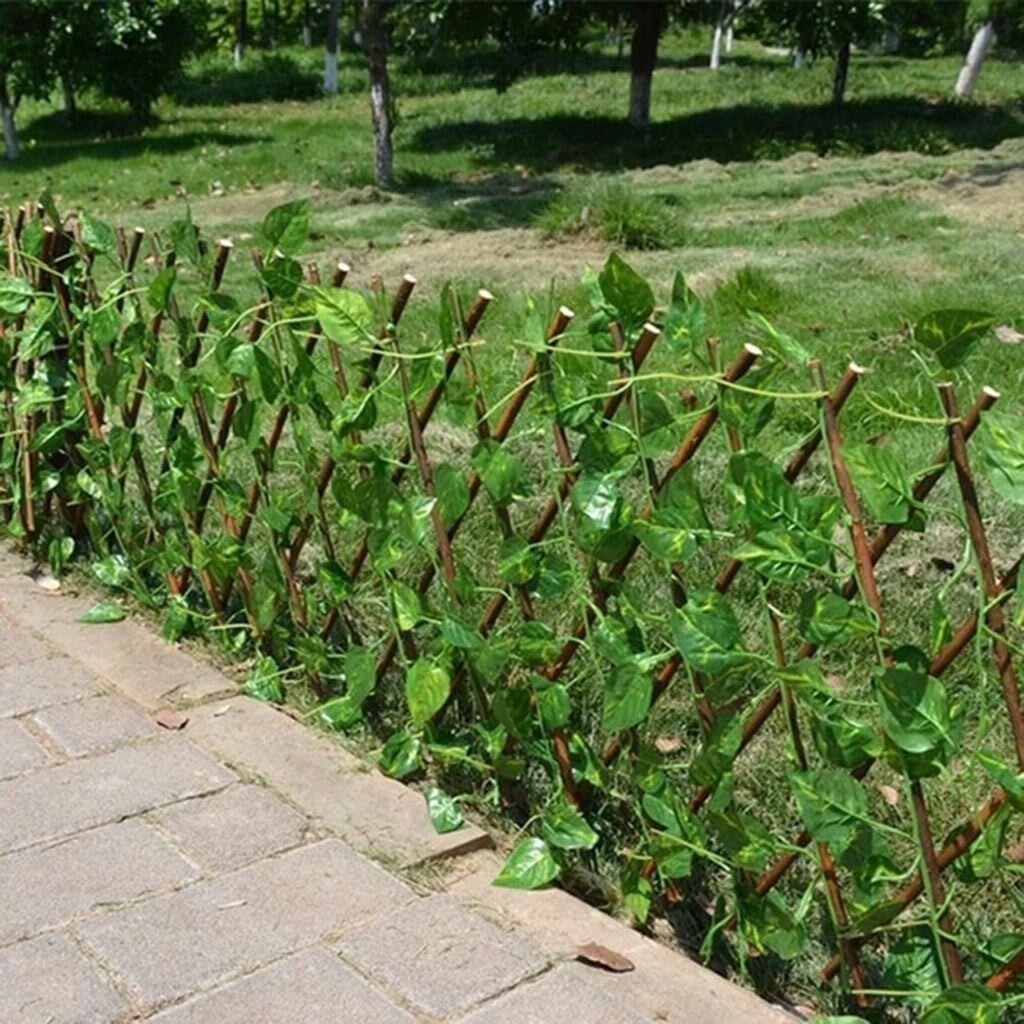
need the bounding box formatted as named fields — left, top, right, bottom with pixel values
left=3, top=26, right=1024, bottom=1014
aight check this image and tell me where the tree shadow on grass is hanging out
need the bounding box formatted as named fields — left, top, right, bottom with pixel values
left=410, top=96, right=1024, bottom=173
left=0, top=109, right=261, bottom=175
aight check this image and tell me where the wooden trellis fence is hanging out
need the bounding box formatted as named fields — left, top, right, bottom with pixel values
left=1, top=199, right=1022, bottom=1015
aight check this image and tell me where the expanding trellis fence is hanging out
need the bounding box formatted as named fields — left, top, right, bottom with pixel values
left=1, top=197, right=1022, bottom=1020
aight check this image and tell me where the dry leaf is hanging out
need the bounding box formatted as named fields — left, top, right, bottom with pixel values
left=654, top=735, right=683, bottom=755
left=903, top=563, right=921, bottom=579
left=217, top=900, right=247, bottom=910
left=154, top=708, right=189, bottom=731
left=878, top=784, right=900, bottom=807
left=212, top=705, right=232, bottom=718
left=32, top=572, right=61, bottom=592
left=576, top=942, right=635, bottom=974
left=995, top=324, right=1024, bottom=345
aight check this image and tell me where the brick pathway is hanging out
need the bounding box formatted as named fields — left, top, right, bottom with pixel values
left=0, top=552, right=792, bottom=1024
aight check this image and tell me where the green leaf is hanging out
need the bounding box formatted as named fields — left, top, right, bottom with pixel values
left=845, top=443, right=914, bottom=525
left=260, top=254, right=303, bottom=299
left=535, top=680, right=571, bottom=731
left=92, top=554, right=130, bottom=588
left=78, top=601, right=126, bottom=624
left=542, top=800, right=599, bottom=850
left=921, top=984, right=1002, bottom=1024
left=978, top=410, right=1024, bottom=504
left=978, top=751, right=1024, bottom=811
left=670, top=588, right=748, bottom=674
left=748, top=311, right=810, bottom=366
left=915, top=308, right=996, bottom=369
left=597, top=252, right=654, bottom=330
left=797, top=591, right=875, bottom=646
left=602, top=663, right=652, bottom=733
left=0, top=274, right=34, bottom=317
left=790, top=770, right=871, bottom=844
left=392, top=581, right=424, bottom=631
left=345, top=646, right=377, bottom=705
left=471, top=440, right=527, bottom=508
left=260, top=199, right=310, bottom=256
left=379, top=728, right=422, bottom=778
left=243, top=655, right=284, bottom=703
left=80, top=213, right=116, bottom=254
left=662, top=271, right=704, bottom=352
left=498, top=537, right=538, bottom=585
left=493, top=837, right=559, bottom=890
left=434, top=463, right=470, bottom=527
left=425, top=787, right=464, bottom=834
left=440, top=617, right=480, bottom=650
left=316, top=288, right=373, bottom=346
left=405, top=659, right=451, bottom=725
left=169, top=214, right=201, bottom=267
left=875, top=666, right=955, bottom=755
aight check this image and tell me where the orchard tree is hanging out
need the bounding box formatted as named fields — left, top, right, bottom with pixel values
left=953, top=0, right=1023, bottom=96
left=324, top=0, right=341, bottom=94
left=364, top=0, right=393, bottom=187
left=0, top=2, right=53, bottom=159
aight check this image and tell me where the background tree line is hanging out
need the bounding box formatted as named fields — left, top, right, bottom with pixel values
left=1, top=0, right=1021, bottom=172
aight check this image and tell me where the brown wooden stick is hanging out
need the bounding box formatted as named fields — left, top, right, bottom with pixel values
left=939, top=383, right=1024, bottom=768
left=986, top=943, right=1024, bottom=993
left=373, top=305, right=576, bottom=681
left=813, top=359, right=963, bottom=987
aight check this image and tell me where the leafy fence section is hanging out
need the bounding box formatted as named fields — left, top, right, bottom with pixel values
left=1, top=197, right=1023, bottom=1020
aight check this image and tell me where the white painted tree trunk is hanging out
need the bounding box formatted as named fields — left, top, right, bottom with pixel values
left=955, top=21, right=994, bottom=98
left=302, top=24, right=312, bottom=46
left=725, top=23, right=734, bottom=52
left=233, top=42, right=244, bottom=68
left=324, top=52, right=338, bottom=94
left=793, top=48, right=806, bottom=69
left=2, top=103, right=18, bottom=161
left=710, top=24, right=724, bottom=70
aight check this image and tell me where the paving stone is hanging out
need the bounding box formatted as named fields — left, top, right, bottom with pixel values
left=461, top=963, right=652, bottom=1023
left=0, top=718, right=48, bottom=777
left=336, top=893, right=547, bottom=1018
left=0, top=624, right=55, bottom=669
left=152, top=783, right=307, bottom=873
left=0, top=818, right=197, bottom=945
left=77, top=839, right=412, bottom=1009
left=186, top=698, right=491, bottom=866
left=0, top=657, right=100, bottom=718
left=0, top=734, right=235, bottom=855
left=148, top=947, right=416, bottom=1024
left=449, top=850, right=794, bottom=1024
left=0, top=932, right=129, bottom=1024
left=32, top=694, right=156, bottom=756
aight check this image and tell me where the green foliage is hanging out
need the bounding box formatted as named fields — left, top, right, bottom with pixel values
left=2, top=214, right=1022, bottom=1021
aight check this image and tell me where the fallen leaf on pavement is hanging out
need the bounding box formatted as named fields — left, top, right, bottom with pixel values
left=154, top=709, right=189, bottom=731
left=576, top=942, right=635, bottom=973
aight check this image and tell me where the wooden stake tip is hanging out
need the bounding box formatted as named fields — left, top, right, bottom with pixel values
left=336, top=260, right=351, bottom=274
left=743, top=343, right=763, bottom=357
left=558, top=305, right=576, bottom=320
left=849, top=361, right=869, bottom=375
left=642, top=322, right=661, bottom=336
left=983, top=385, right=1001, bottom=400
left=477, top=288, right=495, bottom=302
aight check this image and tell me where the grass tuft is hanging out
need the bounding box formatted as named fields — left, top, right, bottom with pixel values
left=536, top=180, right=685, bottom=249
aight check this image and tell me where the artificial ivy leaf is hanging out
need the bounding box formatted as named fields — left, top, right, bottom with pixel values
left=392, top=581, right=424, bottom=631
left=541, top=799, right=599, bottom=850
left=978, top=410, right=1024, bottom=504
left=345, top=646, right=377, bottom=705
left=920, top=985, right=1002, bottom=1024
left=739, top=888, right=808, bottom=960
left=260, top=254, right=303, bottom=300
left=434, top=463, right=470, bottom=527
left=440, top=616, right=480, bottom=650
left=670, top=588, right=748, bottom=674
left=597, top=252, right=654, bottom=331
left=471, top=440, right=527, bottom=507
left=797, top=591, right=875, bottom=647
left=662, top=270, right=704, bottom=353
left=493, top=837, right=559, bottom=890
left=881, top=926, right=943, bottom=1001
left=92, top=554, right=129, bottom=588
left=260, top=198, right=310, bottom=256
left=915, top=308, right=996, bottom=369
left=498, top=537, right=539, bottom=585
left=790, top=770, right=871, bottom=845
left=243, top=655, right=284, bottom=703
left=425, top=787, right=464, bottom=834
left=405, top=659, right=450, bottom=725
left=748, top=311, right=810, bottom=367
left=875, top=666, right=955, bottom=756
left=977, top=751, right=1024, bottom=811
left=845, top=443, right=914, bottom=525
left=601, top=662, right=652, bottom=733
left=621, top=858, right=654, bottom=923
left=78, top=601, right=126, bottom=624
left=316, top=288, right=373, bottom=346
left=379, top=728, right=423, bottom=778
left=80, top=212, right=116, bottom=254
left=535, top=679, right=571, bottom=731
left=319, top=696, right=363, bottom=730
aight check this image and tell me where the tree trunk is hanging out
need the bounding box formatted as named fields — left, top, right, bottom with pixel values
left=271, top=0, right=280, bottom=49
left=364, top=0, right=393, bottom=188
left=832, top=38, right=851, bottom=105
left=955, top=21, right=994, bottom=98
left=234, top=0, right=247, bottom=66
left=0, top=78, right=18, bottom=161
left=60, top=76, right=76, bottom=118
left=793, top=48, right=806, bottom=68
left=725, top=22, right=734, bottom=52
left=711, top=0, right=728, bottom=69
left=628, top=1, right=666, bottom=128
left=325, top=0, right=341, bottom=94
left=302, top=0, right=312, bottom=46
